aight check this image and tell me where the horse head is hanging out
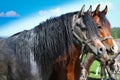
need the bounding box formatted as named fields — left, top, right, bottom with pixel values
left=92, top=4, right=118, bottom=56
left=72, top=5, right=107, bottom=58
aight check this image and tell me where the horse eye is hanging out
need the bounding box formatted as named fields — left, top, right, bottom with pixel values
left=97, top=26, right=101, bottom=29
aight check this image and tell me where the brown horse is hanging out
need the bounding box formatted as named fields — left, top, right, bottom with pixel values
left=80, top=4, right=118, bottom=80
left=0, top=5, right=107, bottom=80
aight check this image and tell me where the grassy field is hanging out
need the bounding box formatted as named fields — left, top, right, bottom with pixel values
left=89, top=60, right=120, bottom=79
left=89, top=60, right=101, bottom=78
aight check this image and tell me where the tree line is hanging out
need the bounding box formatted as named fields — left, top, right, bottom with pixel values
left=111, top=27, right=120, bottom=39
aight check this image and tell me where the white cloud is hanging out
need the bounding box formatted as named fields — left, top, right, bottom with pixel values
left=0, top=8, right=62, bottom=37
left=0, top=14, right=48, bottom=37
left=38, top=10, right=47, bottom=15
left=6, top=10, right=20, bottom=17
left=0, top=10, right=20, bottom=17
left=38, top=7, right=61, bottom=17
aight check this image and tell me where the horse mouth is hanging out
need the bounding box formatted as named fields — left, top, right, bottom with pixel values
left=107, top=52, right=114, bottom=55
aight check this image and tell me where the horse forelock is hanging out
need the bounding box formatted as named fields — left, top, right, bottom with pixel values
left=82, top=12, right=99, bottom=39
left=99, top=12, right=110, bottom=29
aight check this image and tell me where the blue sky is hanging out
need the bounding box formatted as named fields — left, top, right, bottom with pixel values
left=0, top=0, right=119, bottom=37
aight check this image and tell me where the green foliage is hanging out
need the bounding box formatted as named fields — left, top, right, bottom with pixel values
left=111, top=27, right=120, bottom=39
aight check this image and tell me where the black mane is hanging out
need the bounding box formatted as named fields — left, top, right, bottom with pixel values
left=3, top=12, right=79, bottom=80
left=82, top=12, right=99, bottom=39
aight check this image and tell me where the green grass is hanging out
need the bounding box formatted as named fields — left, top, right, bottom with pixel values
left=89, top=60, right=101, bottom=78
left=89, top=60, right=120, bottom=79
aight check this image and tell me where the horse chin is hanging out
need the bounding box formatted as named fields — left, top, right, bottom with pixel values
left=107, top=40, right=119, bottom=55
left=86, top=43, right=104, bottom=58
left=84, top=41, right=109, bottom=61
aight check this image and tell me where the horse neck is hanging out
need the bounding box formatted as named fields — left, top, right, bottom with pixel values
left=31, top=13, right=75, bottom=64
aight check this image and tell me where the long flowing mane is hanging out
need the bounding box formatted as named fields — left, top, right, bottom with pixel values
left=3, top=12, right=79, bottom=80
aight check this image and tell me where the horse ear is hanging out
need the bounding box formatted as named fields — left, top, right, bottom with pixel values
left=94, top=4, right=100, bottom=15
left=92, top=12, right=94, bottom=16
left=87, top=5, right=92, bottom=15
left=102, top=5, right=107, bottom=15
left=78, top=5, right=85, bottom=18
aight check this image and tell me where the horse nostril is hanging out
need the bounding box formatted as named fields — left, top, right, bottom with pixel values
left=111, top=46, right=114, bottom=51
left=99, top=47, right=103, bottom=52
left=98, top=47, right=103, bottom=54
left=110, top=44, right=118, bottom=54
